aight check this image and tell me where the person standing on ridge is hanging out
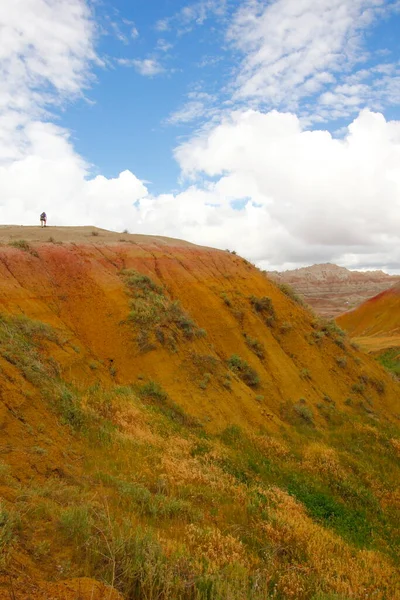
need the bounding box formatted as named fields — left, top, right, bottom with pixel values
left=40, top=212, right=47, bottom=227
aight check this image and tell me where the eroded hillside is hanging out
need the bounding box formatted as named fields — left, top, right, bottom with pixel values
left=0, top=228, right=400, bottom=600
left=268, top=263, right=400, bottom=318
left=337, top=283, right=400, bottom=379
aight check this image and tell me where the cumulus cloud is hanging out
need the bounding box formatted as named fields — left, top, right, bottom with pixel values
left=0, top=121, right=147, bottom=229
left=167, top=108, right=400, bottom=270
left=1, top=0, right=400, bottom=275
left=0, top=0, right=148, bottom=229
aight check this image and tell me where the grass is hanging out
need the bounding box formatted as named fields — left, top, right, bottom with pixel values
left=137, top=380, right=201, bottom=429
left=277, top=283, right=306, bottom=306
left=243, top=333, right=265, bottom=358
left=8, top=239, right=39, bottom=257
left=375, top=347, right=400, bottom=378
left=2, top=314, right=400, bottom=598
left=121, top=269, right=206, bottom=352
left=0, top=502, right=19, bottom=570
left=249, top=295, right=276, bottom=326
left=227, top=354, right=260, bottom=388
left=293, top=403, right=315, bottom=425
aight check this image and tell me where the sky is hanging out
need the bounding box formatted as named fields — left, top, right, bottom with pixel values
left=1, top=0, right=400, bottom=272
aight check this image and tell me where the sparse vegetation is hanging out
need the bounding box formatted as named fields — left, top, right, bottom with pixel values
left=243, top=333, right=265, bottom=358
left=227, top=354, right=260, bottom=387
left=249, top=295, right=276, bottom=326
left=1, top=251, right=400, bottom=600
left=277, top=282, right=306, bottom=306
left=121, top=269, right=206, bottom=352
left=335, top=356, right=347, bottom=368
left=0, top=502, right=18, bottom=569
left=293, top=402, right=314, bottom=425
left=8, top=239, right=39, bottom=257
left=280, top=320, right=293, bottom=334
left=300, top=368, right=311, bottom=380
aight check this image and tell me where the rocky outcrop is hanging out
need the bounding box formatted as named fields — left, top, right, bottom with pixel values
left=267, top=263, right=400, bottom=318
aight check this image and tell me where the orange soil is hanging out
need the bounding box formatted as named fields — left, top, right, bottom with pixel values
left=1, top=231, right=398, bottom=426
left=337, top=283, right=400, bottom=352
left=0, top=576, right=122, bottom=600
left=1, top=227, right=400, bottom=596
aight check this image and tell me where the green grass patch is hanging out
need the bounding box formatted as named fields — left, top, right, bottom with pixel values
left=121, top=269, right=206, bottom=352
left=375, top=347, right=400, bottom=378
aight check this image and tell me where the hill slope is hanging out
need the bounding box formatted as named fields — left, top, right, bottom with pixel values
left=337, top=281, right=400, bottom=375
left=268, top=263, right=400, bottom=318
left=0, top=228, right=400, bottom=600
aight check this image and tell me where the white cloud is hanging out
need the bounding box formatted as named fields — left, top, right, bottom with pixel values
left=166, top=92, right=215, bottom=125
left=166, top=108, right=400, bottom=270
left=0, top=0, right=148, bottom=229
left=0, top=121, right=148, bottom=229
left=155, top=0, right=228, bottom=34
left=226, top=0, right=399, bottom=120
left=156, top=39, right=173, bottom=52
left=0, top=0, right=97, bottom=119
left=2, top=0, right=400, bottom=276
left=121, top=58, right=165, bottom=76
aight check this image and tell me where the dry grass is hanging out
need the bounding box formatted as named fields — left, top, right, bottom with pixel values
left=1, top=314, right=400, bottom=599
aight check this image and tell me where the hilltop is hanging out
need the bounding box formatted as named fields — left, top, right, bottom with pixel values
left=0, top=227, right=399, bottom=600
left=267, top=263, right=400, bottom=318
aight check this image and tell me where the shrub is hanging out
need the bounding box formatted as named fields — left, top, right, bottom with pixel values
left=249, top=296, right=276, bottom=326
left=370, top=378, right=385, bottom=395
left=300, top=368, right=311, bottom=380
left=199, top=373, right=212, bottom=390
left=243, top=333, right=264, bottom=358
left=335, top=356, right=347, bottom=368
left=280, top=321, right=293, bottom=334
left=318, top=319, right=346, bottom=338
left=277, top=283, right=305, bottom=306
left=227, top=355, right=260, bottom=388
left=351, top=383, right=365, bottom=395
left=220, top=292, right=232, bottom=307
left=293, top=403, right=314, bottom=425
left=249, top=295, right=274, bottom=314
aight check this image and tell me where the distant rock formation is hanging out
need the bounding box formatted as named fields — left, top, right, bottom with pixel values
left=267, top=263, right=400, bottom=318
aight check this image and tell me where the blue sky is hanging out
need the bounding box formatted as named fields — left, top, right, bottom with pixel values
left=56, top=0, right=400, bottom=196
left=60, top=0, right=236, bottom=192
left=1, top=0, right=400, bottom=271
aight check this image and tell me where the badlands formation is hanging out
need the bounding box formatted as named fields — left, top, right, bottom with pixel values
left=0, top=227, right=399, bottom=600
left=268, top=263, right=400, bottom=318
